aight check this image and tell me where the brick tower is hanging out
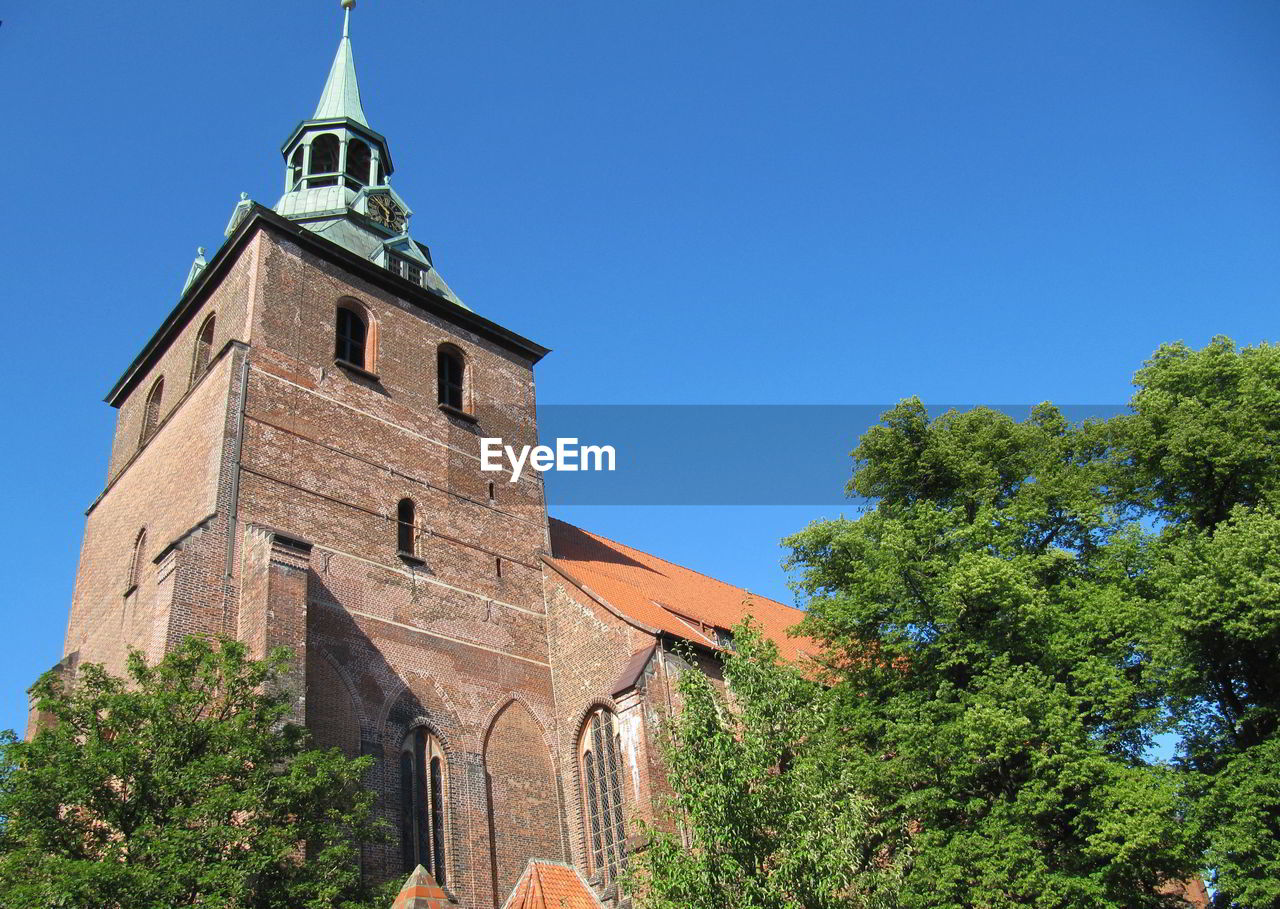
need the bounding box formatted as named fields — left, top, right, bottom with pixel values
left=53, top=4, right=809, bottom=907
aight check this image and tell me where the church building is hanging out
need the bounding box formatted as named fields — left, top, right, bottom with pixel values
left=52, top=4, right=807, bottom=907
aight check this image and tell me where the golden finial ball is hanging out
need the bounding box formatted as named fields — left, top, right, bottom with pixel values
left=341, top=0, right=356, bottom=9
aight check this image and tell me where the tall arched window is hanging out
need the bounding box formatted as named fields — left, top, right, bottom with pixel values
left=580, top=707, right=627, bottom=884
left=190, top=313, right=215, bottom=385
left=345, top=138, right=371, bottom=189
left=141, top=377, right=164, bottom=447
left=335, top=305, right=368, bottom=369
left=396, top=498, right=416, bottom=555
left=126, top=527, right=147, bottom=593
left=308, top=134, right=340, bottom=187
left=400, top=728, right=448, bottom=882
left=437, top=346, right=465, bottom=411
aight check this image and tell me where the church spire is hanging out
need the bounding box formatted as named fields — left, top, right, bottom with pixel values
left=266, top=0, right=470, bottom=311
left=313, top=0, right=369, bottom=128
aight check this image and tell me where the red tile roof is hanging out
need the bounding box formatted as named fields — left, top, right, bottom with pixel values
left=546, top=518, right=813, bottom=662
left=391, top=865, right=458, bottom=909
left=502, top=860, right=602, bottom=909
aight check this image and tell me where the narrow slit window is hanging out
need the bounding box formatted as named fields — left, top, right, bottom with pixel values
left=397, top=498, right=415, bottom=555
left=488, top=481, right=495, bottom=503
left=495, top=556, right=502, bottom=578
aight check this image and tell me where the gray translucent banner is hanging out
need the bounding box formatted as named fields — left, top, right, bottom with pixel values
left=527, top=405, right=1125, bottom=506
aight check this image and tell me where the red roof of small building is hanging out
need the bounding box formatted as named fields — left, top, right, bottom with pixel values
left=502, top=860, right=602, bottom=909
left=391, top=865, right=458, bottom=909
left=546, top=518, right=813, bottom=662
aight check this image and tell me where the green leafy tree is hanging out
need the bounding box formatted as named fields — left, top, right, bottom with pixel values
left=629, top=632, right=904, bottom=909
left=1126, top=339, right=1280, bottom=906
left=0, top=637, right=387, bottom=909
left=783, top=400, right=1193, bottom=908
left=638, top=337, right=1280, bottom=908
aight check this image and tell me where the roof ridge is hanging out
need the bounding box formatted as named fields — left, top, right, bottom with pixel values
left=550, top=517, right=803, bottom=617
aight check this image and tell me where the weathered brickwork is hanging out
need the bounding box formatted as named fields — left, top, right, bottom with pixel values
left=57, top=212, right=788, bottom=908
left=484, top=699, right=564, bottom=907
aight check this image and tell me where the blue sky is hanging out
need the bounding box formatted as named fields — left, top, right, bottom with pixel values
left=1, top=1, right=1278, bottom=735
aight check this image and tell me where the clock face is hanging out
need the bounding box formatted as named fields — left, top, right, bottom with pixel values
left=367, top=193, right=405, bottom=232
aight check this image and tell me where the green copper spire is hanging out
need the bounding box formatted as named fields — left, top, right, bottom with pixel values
left=313, top=0, right=369, bottom=127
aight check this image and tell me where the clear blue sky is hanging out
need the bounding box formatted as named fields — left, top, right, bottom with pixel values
left=1, top=1, right=1278, bottom=736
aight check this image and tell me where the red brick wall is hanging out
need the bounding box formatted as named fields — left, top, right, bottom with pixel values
left=541, top=565, right=661, bottom=875
left=106, top=236, right=260, bottom=483
left=65, top=349, right=237, bottom=674
left=483, top=699, right=564, bottom=907
left=231, top=230, right=561, bottom=906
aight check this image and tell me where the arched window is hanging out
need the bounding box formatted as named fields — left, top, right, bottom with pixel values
left=190, top=313, right=215, bottom=385
left=400, top=728, right=448, bottom=882
left=345, top=138, right=371, bottom=190
left=289, top=146, right=305, bottom=189
left=308, top=134, right=340, bottom=187
left=141, top=377, right=164, bottom=447
left=580, top=707, right=627, bottom=883
left=335, top=305, right=368, bottom=369
left=397, top=498, right=416, bottom=555
left=437, top=346, right=465, bottom=411
left=126, top=527, right=147, bottom=593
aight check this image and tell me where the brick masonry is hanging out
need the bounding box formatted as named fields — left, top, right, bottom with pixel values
left=54, top=214, right=698, bottom=909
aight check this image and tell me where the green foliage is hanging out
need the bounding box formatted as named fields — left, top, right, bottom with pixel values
left=628, top=632, right=904, bottom=909
left=637, top=337, right=1280, bottom=908
left=785, top=400, right=1191, bottom=908
left=0, top=637, right=385, bottom=909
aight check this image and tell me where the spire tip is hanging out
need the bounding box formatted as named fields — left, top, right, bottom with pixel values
left=341, top=0, right=355, bottom=38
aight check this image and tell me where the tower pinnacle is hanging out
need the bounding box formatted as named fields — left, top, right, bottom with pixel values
left=314, top=0, right=368, bottom=127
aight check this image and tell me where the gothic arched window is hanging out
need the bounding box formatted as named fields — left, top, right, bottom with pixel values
left=335, top=305, right=369, bottom=369
left=190, top=313, right=215, bottom=386
left=580, top=707, right=627, bottom=883
left=141, top=377, right=164, bottom=447
left=396, top=498, right=416, bottom=555
left=400, top=728, right=448, bottom=883
left=308, top=134, right=340, bottom=187
left=345, top=138, right=371, bottom=189
left=437, top=345, right=466, bottom=412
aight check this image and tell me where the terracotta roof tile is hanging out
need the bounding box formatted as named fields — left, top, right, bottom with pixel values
left=546, top=518, right=813, bottom=662
left=391, top=865, right=458, bottom=909
left=502, top=860, right=602, bottom=909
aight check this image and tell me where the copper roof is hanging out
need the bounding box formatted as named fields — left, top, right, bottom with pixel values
left=546, top=518, right=812, bottom=662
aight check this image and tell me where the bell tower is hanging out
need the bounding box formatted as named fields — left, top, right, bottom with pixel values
left=59, top=1, right=562, bottom=902
left=263, top=0, right=468, bottom=308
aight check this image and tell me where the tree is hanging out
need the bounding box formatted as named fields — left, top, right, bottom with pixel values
left=1126, top=339, right=1280, bottom=906
left=628, top=632, right=904, bottom=909
left=637, top=337, right=1280, bottom=908
left=0, top=637, right=386, bottom=909
left=782, top=400, right=1194, bottom=908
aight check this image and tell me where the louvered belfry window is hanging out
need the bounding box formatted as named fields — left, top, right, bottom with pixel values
left=580, top=708, right=627, bottom=883
left=400, top=728, right=447, bottom=882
